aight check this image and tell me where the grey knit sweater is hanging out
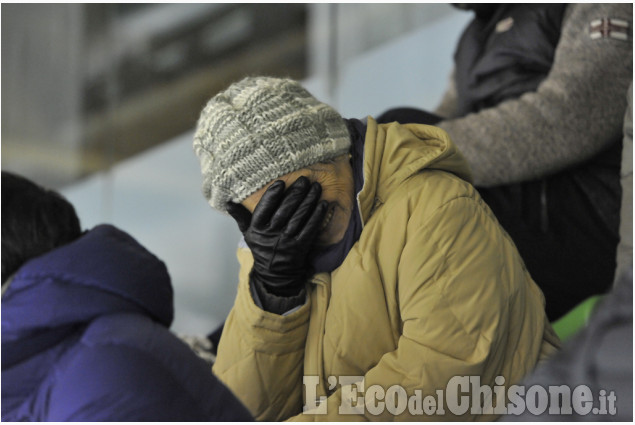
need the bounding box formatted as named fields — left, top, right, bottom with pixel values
left=435, top=3, right=633, bottom=187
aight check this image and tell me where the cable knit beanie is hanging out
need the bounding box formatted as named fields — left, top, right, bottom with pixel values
left=193, top=76, right=351, bottom=214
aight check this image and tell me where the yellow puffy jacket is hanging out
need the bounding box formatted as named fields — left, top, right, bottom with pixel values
left=213, top=117, right=560, bottom=421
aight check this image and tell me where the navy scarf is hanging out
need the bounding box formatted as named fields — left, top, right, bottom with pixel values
left=310, top=119, right=366, bottom=274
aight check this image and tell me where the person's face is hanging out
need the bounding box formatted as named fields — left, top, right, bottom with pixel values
left=242, top=154, right=354, bottom=247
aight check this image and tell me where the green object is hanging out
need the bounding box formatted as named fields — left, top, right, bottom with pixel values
left=552, top=295, right=604, bottom=342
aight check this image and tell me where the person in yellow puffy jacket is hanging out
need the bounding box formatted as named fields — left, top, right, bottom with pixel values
left=193, top=76, right=560, bottom=421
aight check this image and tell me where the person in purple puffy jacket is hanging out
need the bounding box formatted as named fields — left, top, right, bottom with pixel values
left=1, top=171, right=252, bottom=422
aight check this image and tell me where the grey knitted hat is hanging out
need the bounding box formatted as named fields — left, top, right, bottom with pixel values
left=193, top=76, right=351, bottom=214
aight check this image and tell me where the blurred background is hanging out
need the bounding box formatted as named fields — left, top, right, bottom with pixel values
left=2, top=4, right=471, bottom=334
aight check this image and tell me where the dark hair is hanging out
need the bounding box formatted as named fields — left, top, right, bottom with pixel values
left=1, top=171, right=82, bottom=282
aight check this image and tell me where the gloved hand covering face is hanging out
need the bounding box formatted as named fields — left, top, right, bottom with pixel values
left=226, top=176, right=327, bottom=296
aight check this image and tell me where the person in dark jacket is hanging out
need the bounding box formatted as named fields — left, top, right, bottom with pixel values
left=503, top=82, right=633, bottom=422
left=1, top=171, right=252, bottom=422
left=378, top=3, right=632, bottom=321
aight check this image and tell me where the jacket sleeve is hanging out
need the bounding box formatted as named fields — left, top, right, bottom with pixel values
left=433, top=69, right=459, bottom=119
left=213, top=247, right=311, bottom=421
left=293, top=190, right=551, bottom=421
left=437, top=3, right=633, bottom=187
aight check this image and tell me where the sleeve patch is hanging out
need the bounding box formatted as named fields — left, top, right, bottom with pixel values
left=589, top=18, right=632, bottom=41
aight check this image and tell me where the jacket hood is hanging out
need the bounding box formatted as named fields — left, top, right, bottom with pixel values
left=358, top=117, right=473, bottom=224
left=2, top=224, right=173, bottom=351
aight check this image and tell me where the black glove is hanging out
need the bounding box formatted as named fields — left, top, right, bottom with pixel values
left=226, top=176, right=328, bottom=296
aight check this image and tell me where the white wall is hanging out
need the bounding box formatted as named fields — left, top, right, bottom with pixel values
left=62, top=5, right=471, bottom=335
left=335, top=11, right=471, bottom=117
left=304, top=4, right=470, bottom=115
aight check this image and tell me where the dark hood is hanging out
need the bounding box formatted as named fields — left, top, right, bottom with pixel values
left=2, top=224, right=173, bottom=361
